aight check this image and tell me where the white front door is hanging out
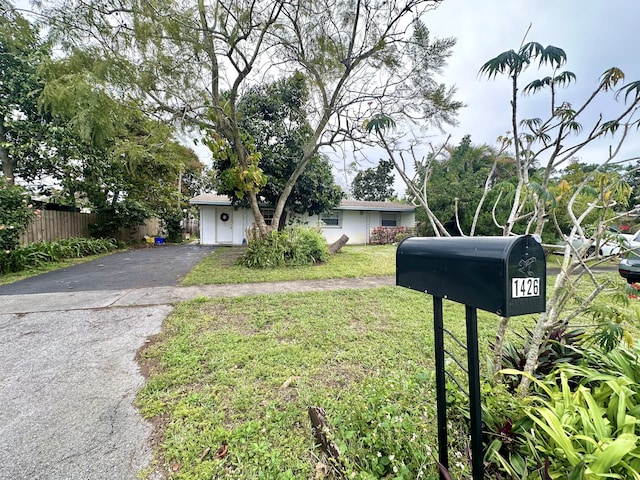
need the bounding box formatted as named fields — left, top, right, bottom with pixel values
left=200, top=207, right=217, bottom=245
left=216, top=207, right=234, bottom=244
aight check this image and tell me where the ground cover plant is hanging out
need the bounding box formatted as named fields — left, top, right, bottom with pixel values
left=181, top=245, right=396, bottom=286
left=0, top=237, right=120, bottom=276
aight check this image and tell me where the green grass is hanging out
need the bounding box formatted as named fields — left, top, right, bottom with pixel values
left=136, top=287, right=509, bottom=479
left=181, top=245, right=396, bottom=285
left=138, top=267, right=637, bottom=479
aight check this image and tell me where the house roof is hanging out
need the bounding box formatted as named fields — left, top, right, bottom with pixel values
left=336, top=199, right=415, bottom=212
left=189, top=194, right=232, bottom=205
left=190, top=194, right=415, bottom=212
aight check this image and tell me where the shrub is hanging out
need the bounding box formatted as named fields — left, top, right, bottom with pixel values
left=239, top=225, right=329, bottom=268
left=160, top=208, right=183, bottom=243
left=369, top=226, right=414, bottom=245
left=0, top=179, right=37, bottom=273
left=89, top=200, right=150, bottom=238
left=487, top=345, right=640, bottom=478
left=495, top=327, right=584, bottom=392
left=1, top=238, right=119, bottom=274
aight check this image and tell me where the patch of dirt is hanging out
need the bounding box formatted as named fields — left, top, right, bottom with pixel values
left=308, top=362, right=378, bottom=390
left=216, top=246, right=247, bottom=267
left=136, top=331, right=166, bottom=379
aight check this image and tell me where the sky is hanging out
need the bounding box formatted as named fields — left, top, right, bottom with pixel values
left=422, top=0, right=640, bottom=166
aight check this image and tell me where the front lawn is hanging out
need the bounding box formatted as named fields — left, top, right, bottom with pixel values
left=181, top=244, right=396, bottom=285
left=137, top=286, right=520, bottom=479
left=141, top=242, right=636, bottom=479
left=139, top=274, right=634, bottom=479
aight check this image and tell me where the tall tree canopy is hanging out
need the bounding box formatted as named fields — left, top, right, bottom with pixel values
left=0, top=3, right=205, bottom=235
left=43, top=0, right=461, bottom=236
left=351, top=159, right=395, bottom=202
left=0, top=4, right=51, bottom=184
left=409, top=135, right=510, bottom=236
left=213, top=72, right=344, bottom=228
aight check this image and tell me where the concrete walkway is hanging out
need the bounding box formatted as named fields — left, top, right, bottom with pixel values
left=0, top=276, right=396, bottom=314
left=0, top=276, right=394, bottom=480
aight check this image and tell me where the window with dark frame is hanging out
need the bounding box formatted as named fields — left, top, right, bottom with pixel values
left=320, top=210, right=342, bottom=227
left=262, top=208, right=275, bottom=226
left=381, top=212, right=398, bottom=227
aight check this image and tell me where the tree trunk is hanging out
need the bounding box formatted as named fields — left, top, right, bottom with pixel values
left=517, top=311, right=549, bottom=396
left=328, top=234, right=349, bottom=255
left=0, top=119, right=16, bottom=185
left=492, top=316, right=510, bottom=378
left=308, top=406, right=345, bottom=479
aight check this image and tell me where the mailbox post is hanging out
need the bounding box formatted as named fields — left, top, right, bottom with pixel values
left=397, top=235, right=546, bottom=479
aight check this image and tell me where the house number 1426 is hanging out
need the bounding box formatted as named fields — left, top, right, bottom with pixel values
left=511, top=278, right=540, bottom=298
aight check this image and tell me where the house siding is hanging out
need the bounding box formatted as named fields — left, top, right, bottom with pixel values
left=306, top=209, right=415, bottom=245
left=199, top=205, right=253, bottom=246
left=191, top=194, right=415, bottom=246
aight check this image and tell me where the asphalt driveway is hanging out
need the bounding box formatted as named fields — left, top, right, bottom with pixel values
left=0, top=244, right=215, bottom=295
left=0, top=244, right=215, bottom=480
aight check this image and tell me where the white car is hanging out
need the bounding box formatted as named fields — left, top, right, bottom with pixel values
left=565, top=227, right=634, bottom=257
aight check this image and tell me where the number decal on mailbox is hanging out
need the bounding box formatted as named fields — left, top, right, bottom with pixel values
left=511, top=278, right=540, bottom=298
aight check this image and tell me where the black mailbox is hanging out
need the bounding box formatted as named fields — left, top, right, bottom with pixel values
left=396, top=235, right=546, bottom=316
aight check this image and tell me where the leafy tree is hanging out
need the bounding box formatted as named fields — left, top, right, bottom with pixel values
left=369, top=42, right=640, bottom=393
left=411, top=136, right=511, bottom=235
left=213, top=73, right=344, bottom=228
left=43, top=0, right=461, bottom=237
left=623, top=161, right=640, bottom=210
left=38, top=57, right=202, bottom=236
left=351, top=159, right=395, bottom=202
left=552, top=161, right=629, bottom=238
left=0, top=177, right=38, bottom=272
left=0, top=3, right=51, bottom=184
left=0, top=177, right=36, bottom=253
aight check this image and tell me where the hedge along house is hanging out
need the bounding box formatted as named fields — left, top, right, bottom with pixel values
left=190, top=194, right=416, bottom=246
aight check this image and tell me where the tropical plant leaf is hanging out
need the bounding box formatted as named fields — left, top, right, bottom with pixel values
left=363, top=113, right=396, bottom=134
left=555, top=70, right=577, bottom=87
left=601, top=120, right=621, bottom=136
left=538, top=45, right=567, bottom=69
left=479, top=50, right=526, bottom=78
left=601, top=67, right=626, bottom=91
left=587, top=433, right=638, bottom=474
left=618, top=80, right=640, bottom=103
left=523, top=77, right=552, bottom=95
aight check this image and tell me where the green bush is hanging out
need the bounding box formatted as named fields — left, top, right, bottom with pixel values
left=1, top=238, right=119, bottom=274
left=239, top=225, right=329, bottom=268
left=161, top=208, right=183, bottom=243
left=89, top=200, right=150, bottom=238
left=487, top=345, right=640, bottom=479
left=0, top=179, right=37, bottom=273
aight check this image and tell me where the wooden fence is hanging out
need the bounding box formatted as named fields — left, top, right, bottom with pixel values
left=19, top=210, right=162, bottom=244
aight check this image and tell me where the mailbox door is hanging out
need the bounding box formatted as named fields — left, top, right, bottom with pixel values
left=505, top=236, right=546, bottom=316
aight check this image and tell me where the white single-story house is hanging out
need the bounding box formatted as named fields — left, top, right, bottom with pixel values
left=190, top=194, right=416, bottom=245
